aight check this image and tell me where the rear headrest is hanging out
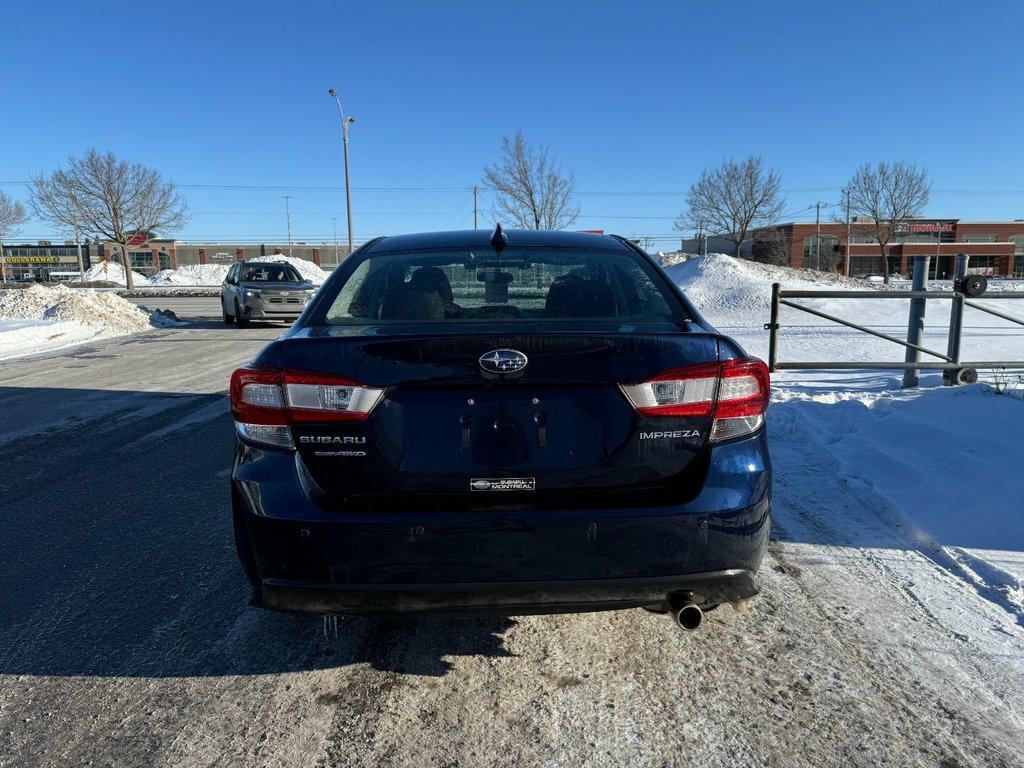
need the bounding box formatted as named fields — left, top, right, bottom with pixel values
left=545, top=278, right=616, bottom=318
left=379, top=285, right=445, bottom=321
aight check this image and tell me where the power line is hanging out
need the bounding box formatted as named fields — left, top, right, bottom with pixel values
left=3, top=178, right=1024, bottom=196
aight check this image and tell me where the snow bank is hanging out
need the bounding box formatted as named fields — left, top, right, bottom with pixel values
left=149, top=263, right=230, bottom=286
left=670, top=254, right=1024, bottom=368
left=248, top=255, right=329, bottom=285
left=666, top=253, right=873, bottom=324
left=0, top=285, right=180, bottom=359
left=145, top=257, right=328, bottom=286
left=75, top=262, right=151, bottom=286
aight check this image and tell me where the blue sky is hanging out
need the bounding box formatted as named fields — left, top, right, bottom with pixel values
left=2, top=0, right=1022, bottom=250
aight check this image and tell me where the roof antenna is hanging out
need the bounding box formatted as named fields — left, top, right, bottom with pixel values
left=490, top=223, right=508, bottom=252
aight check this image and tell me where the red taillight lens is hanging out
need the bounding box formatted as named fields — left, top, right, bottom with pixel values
left=620, top=357, right=770, bottom=441
left=231, top=365, right=287, bottom=425
left=714, top=359, right=770, bottom=419
left=229, top=366, right=385, bottom=448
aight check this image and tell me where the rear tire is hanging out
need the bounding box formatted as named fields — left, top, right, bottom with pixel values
left=235, top=301, right=250, bottom=328
left=222, top=301, right=235, bottom=325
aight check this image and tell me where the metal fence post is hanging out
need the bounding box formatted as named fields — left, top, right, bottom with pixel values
left=902, top=256, right=930, bottom=388
left=943, top=253, right=969, bottom=385
left=766, top=283, right=780, bottom=372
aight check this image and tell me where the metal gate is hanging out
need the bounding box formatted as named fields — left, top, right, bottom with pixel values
left=764, top=255, right=1024, bottom=386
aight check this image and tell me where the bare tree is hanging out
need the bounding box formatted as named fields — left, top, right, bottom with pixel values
left=26, top=174, right=90, bottom=281
left=0, top=190, right=27, bottom=284
left=752, top=227, right=793, bottom=267
left=30, top=150, right=189, bottom=289
left=483, top=132, right=579, bottom=230
left=839, top=161, right=930, bottom=284
left=675, top=156, right=785, bottom=260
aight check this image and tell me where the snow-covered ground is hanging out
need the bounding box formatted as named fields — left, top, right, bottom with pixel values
left=0, top=284, right=182, bottom=360
left=667, top=253, right=1024, bottom=626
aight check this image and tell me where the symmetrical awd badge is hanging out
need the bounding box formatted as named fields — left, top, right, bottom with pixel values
left=479, top=348, right=529, bottom=378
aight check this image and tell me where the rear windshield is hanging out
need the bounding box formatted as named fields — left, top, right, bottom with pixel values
left=311, top=247, right=683, bottom=326
left=242, top=263, right=304, bottom=283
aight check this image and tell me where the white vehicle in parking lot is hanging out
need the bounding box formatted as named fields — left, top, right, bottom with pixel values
left=221, top=261, right=316, bottom=327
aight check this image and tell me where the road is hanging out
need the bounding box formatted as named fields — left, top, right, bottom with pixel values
left=0, top=322, right=1022, bottom=768
left=125, top=295, right=222, bottom=320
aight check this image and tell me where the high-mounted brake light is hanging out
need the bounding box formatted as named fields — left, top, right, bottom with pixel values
left=229, top=365, right=385, bottom=449
left=620, top=357, right=770, bottom=442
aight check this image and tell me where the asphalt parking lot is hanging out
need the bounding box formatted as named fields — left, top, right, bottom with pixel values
left=1, top=314, right=1021, bottom=768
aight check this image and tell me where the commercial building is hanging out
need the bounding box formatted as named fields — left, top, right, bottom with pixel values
left=751, top=219, right=1024, bottom=278
left=0, top=242, right=95, bottom=281
left=109, top=241, right=353, bottom=275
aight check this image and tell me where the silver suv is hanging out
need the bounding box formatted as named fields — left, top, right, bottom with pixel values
left=221, top=261, right=315, bottom=327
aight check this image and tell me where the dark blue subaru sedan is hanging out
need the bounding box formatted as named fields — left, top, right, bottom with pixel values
left=230, top=228, right=771, bottom=631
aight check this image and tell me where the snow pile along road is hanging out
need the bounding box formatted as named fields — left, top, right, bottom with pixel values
left=665, top=251, right=876, bottom=326
left=670, top=253, right=1024, bottom=368
left=76, top=262, right=151, bottom=286
left=0, top=284, right=180, bottom=360
left=149, top=263, right=230, bottom=286
left=248, top=255, right=330, bottom=285
left=142, top=257, right=328, bottom=287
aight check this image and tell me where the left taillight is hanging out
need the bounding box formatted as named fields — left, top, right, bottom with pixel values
left=229, top=365, right=384, bottom=450
left=619, top=357, right=770, bottom=442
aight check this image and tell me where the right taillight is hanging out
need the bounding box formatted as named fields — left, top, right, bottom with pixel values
left=229, top=365, right=384, bottom=450
left=620, top=357, right=769, bottom=442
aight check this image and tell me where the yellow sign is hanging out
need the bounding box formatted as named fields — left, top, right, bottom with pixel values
left=6, top=256, right=61, bottom=264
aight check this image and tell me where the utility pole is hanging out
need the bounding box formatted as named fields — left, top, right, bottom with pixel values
left=845, top=190, right=852, bottom=277
left=283, top=196, right=293, bottom=257
left=74, top=223, right=84, bottom=282
left=473, top=185, right=479, bottom=230
left=330, top=216, right=338, bottom=263
left=815, top=201, right=821, bottom=271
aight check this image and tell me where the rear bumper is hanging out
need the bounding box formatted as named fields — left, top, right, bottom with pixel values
left=256, top=570, right=759, bottom=617
left=232, top=432, right=772, bottom=616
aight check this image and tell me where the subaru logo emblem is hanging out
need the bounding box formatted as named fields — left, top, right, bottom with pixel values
left=479, top=348, right=528, bottom=378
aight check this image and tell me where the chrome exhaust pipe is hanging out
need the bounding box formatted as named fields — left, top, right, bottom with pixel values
left=668, top=597, right=703, bottom=631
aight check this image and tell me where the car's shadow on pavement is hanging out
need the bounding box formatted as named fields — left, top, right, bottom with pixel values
left=0, top=383, right=519, bottom=681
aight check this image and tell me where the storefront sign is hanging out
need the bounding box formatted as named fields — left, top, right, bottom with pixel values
left=894, top=222, right=954, bottom=235
left=6, top=256, right=64, bottom=264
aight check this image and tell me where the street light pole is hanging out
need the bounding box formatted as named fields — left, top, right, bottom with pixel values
left=328, top=88, right=355, bottom=257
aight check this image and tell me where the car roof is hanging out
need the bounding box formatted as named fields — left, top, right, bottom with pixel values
left=363, top=229, right=635, bottom=254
